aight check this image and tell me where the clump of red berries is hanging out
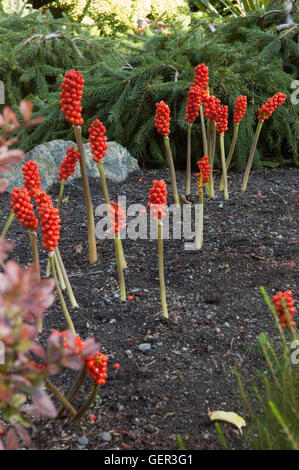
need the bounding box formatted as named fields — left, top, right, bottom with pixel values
left=88, top=119, right=108, bottom=162
left=195, top=156, right=211, bottom=191
left=52, top=330, right=85, bottom=355
left=258, top=92, right=286, bottom=121
left=203, top=95, right=221, bottom=123
left=59, top=69, right=84, bottom=126
left=10, top=187, right=38, bottom=231
left=22, top=160, right=41, bottom=197
left=233, top=96, right=247, bottom=123
left=216, top=105, right=228, bottom=135
left=86, top=352, right=108, bottom=386
left=272, top=290, right=296, bottom=328
left=194, top=63, right=209, bottom=91
left=36, top=191, right=61, bottom=252
left=108, top=201, right=125, bottom=233
left=58, top=146, right=80, bottom=181
left=154, top=101, right=170, bottom=136
left=148, top=179, right=167, bottom=220
left=185, top=86, right=203, bottom=124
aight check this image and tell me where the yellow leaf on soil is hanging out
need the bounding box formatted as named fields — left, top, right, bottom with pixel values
left=208, top=409, right=246, bottom=434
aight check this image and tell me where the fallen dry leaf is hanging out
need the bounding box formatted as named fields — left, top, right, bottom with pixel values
left=208, top=409, right=246, bottom=434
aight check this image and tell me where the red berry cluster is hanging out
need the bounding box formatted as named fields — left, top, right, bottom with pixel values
left=203, top=95, right=221, bottom=123
left=148, top=179, right=167, bottom=220
left=86, top=353, right=108, bottom=386
left=258, top=92, right=286, bottom=121
left=58, top=146, right=80, bottom=181
left=272, top=290, right=296, bottom=328
left=35, top=190, right=61, bottom=252
left=10, top=187, right=38, bottom=231
left=88, top=119, right=108, bottom=162
left=154, top=101, right=170, bottom=136
left=22, top=160, right=41, bottom=197
left=59, top=69, right=84, bottom=126
left=52, top=330, right=85, bottom=355
left=108, top=201, right=125, bottom=233
left=195, top=156, right=211, bottom=191
left=216, top=105, right=228, bottom=135
left=233, top=96, right=247, bottom=123
left=194, top=63, right=209, bottom=90
left=185, top=86, right=203, bottom=124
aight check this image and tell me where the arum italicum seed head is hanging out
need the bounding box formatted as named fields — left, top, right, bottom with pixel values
left=194, top=63, right=209, bottom=91
left=195, top=156, right=211, bottom=193
left=22, top=160, right=41, bottom=197
left=154, top=101, right=170, bottom=136
left=108, top=201, right=125, bottom=233
left=233, top=96, right=247, bottom=123
left=58, top=146, right=80, bottom=181
left=258, top=92, right=286, bottom=121
left=88, top=119, right=108, bottom=162
left=10, top=186, right=38, bottom=231
left=59, top=69, right=84, bottom=126
left=148, top=179, right=167, bottom=221
left=272, top=290, right=296, bottom=328
left=185, top=86, right=203, bottom=124
left=203, top=95, right=221, bottom=123
left=35, top=189, right=61, bottom=252
left=216, top=105, right=228, bottom=135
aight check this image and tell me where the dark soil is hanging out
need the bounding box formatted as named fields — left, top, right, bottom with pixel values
left=0, top=167, right=297, bottom=450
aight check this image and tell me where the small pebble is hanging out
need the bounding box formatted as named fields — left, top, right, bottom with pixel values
left=99, top=432, right=112, bottom=442
left=138, top=343, right=151, bottom=352
left=77, top=436, right=88, bottom=446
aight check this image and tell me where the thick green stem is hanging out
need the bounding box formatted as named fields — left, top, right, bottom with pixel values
left=70, top=383, right=98, bottom=425
left=46, top=380, right=77, bottom=417
left=241, top=120, right=264, bottom=192
left=54, top=250, right=66, bottom=291
left=29, top=230, right=42, bottom=332
left=98, top=161, right=127, bottom=270
left=57, top=180, right=65, bottom=210
left=1, top=210, right=15, bottom=238
left=207, top=123, right=216, bottom=198
left=55, top=366, right=87, bottom=420
left=163, top=137, right=180, bottom=208
left=220, top=134, right=229, bottom=200
left=49, top=253, right=76, bottom=335
left=185, top=123, right=192, bottom=196
left=55, top=247, right=78, bottom=308
left=195, top=192, right=204, bottom=250
left=219, top=123, right=239, bottom=191
left=114, top=232, right=126, bottom=301
left=199, top=105, right=208, bottom=156
left=158, top=221, right=168, bottom=319
left=73, top=126, right=98, bottom=264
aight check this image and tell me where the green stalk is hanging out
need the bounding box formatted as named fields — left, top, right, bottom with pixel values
left=158, top=221, right=168, bottom=319
left=46, top=380, right=77, bottom=417
left=55, top=246, right=78, bottom=308
left=54, top=250, right=66, bottom=291
left=219, top=123, right=239, bottom=191
left=57, top=180, right=65, bottom=210
left=163, top=136, right=180, bottom=208
left=97, top=161, right=127, bottom=270
left=241, top=120, right=264, bottom=192
left=207, top=123, right=216, bottom=198
left=195, top=191, right=204, bottom=250
left=55, top=366, right=87, bottom=420
left=220, top=133, right=229, bottom=200
left=29, top=230, right=42, bottom=333
left=70, top=383, right=98, bottom=425
left=1, top=210, right=15, bottom=238
left=185, top=123, right=192, bottom=196
left=199, top=105, right=208, bottom=156
left=49, top=253, right=76, bottom=335
left=114, top=232, right=126, bottom=301
left=73, top=125, right=98, bottom=264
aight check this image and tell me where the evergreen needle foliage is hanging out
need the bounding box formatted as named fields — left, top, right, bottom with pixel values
left=0, top=9, right=298, bottom=168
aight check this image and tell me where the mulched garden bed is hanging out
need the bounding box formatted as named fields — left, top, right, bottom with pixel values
left=0, top=167, right=297, bottom=450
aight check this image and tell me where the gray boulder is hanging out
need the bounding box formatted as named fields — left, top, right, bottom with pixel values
left=6, top=139, right=139, bottom=192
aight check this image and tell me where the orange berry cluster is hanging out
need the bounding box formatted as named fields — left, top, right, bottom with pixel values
left=58, top=146, right=80, bottom=181
left=203, top=95, right=221, bottom=123
left=88, top=119, right=108, bottom=162
left=185, top=86, right=203, bottom=124
left=272, top=290, right=296, bottom=328
left=86, top=353, right=108, bottom=386
left=194, top=63, right=209, bottom=90
left=154, top=101, right=170, bottom=136
left=59, top=69, right=84, bottom=126
left=195, top=156, right=211, bottom=191
left=258, top=92, right=286, bottom=121
left=22, top=160, right=41, bottom=197
left=108, top=201, right=125, bottom=233
left=216, top=105, right=228, bottom=135
left=10, top=187, right=38, bottom=231
left=35, top=189, right=61, bottom=252
left=233, top=96, right=247, bottom=123
left=148, top=179, right=167, bottom=221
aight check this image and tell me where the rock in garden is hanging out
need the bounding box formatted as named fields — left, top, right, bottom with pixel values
left=5, top=139, right=139, bottom=192
left=77, top=436, right=88, bottom=446
left=99, top=431, right=112, bottom=442
left=137, top=343, right=152, bottom=352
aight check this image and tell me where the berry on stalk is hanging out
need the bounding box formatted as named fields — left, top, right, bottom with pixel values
left=59, top=69, right=84, bottom=126
left=272, top=290, right=296, bottom=328
left=258, top=92, right=286, bottom=121
left=154, top=101, right=170, bottom=136
left=234, top=96, right=247, bottom=123
left=10, top=186, right=38, bottom=231
left=88, top=119, right=108, bottom=163
left=58, top=146, right=80, bottom=181
left=22, top=160, right=41, bottom=197
left=148, top=179, right=167, bottom=221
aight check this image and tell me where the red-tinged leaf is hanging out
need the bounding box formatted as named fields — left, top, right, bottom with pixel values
left=0, top=439, right=4, bottom=450
left=14, top=423, right=31, bottom=447
left=19, top=100, right=34, bottom=124
left=5, top=429, right=19, bottom=450
left=81, top=337, right=99, bottom=358
left=31, top=387, right=56, bottom=417
left=0, top=178, right=7, bottom=192
left=62, top=355, right=83, bottom=370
